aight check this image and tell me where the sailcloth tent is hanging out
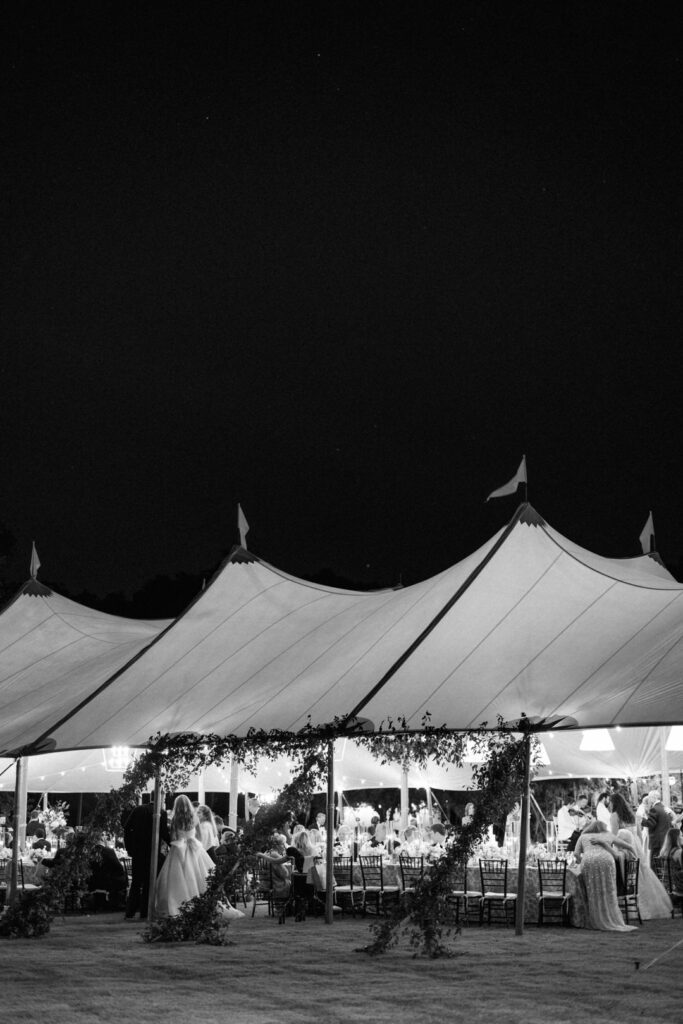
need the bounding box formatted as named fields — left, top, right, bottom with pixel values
left=10, top=503, right=683, bottom=755
left=0, top=579, right=171, bottom=757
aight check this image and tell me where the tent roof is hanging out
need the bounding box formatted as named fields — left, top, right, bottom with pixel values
left=19, top=503, right=683, bottom=754
left=536, top=725, right=683, bottom=781
left=0, top=582, right=171, bottom=756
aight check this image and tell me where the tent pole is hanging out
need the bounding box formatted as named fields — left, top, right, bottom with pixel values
left=325, top=740, right=335, bottom=925
left=336, top=785, right=343, bottom=829
left=146, top=769, right=163, bottom=923
left=400, top=769, right=409, bottom=831
left=197, top=766, right=206, bottom=805
left=515, top=734, right=532, bottom=937
left=9, top=756, right=27, bottom=904
left=229, top=756, right=239, bottom=831
left=660, top=727, right=671, bottom=808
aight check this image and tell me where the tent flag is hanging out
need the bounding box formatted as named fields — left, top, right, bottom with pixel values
left=639, top=511, right=655, bottom=554
left=486, top=455, right=527, bottom=502
left=237, top=503, right=249, bottom=548
left=30, top=541, right=41, bottom=579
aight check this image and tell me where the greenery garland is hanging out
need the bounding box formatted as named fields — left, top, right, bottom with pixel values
left=1, top=717, right=537, bottom=952
left=355, top=718, right=541, bottom=957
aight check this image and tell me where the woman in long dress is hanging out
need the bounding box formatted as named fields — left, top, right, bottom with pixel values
left=196, top=804, right=219, bottom=863
left=609, top=792, right=672, bottom=920
left=574, top=821, right=638, bottom=931
left=155, top=795, right=215, bottom=917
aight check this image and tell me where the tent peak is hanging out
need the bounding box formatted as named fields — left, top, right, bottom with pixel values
left=20, top=579, right=54, bottom=597
left=227, top=545, right=259, bottom=565
left=514, top=503, right=546, bottom=528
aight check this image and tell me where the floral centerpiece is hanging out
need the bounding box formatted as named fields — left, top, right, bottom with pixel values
left=41, top=801, right=69, bottom=836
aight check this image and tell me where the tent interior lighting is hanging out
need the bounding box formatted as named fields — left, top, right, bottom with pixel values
left=579, top=729, right=615, bottom=751
left=665, top=726, right=683, bottom=750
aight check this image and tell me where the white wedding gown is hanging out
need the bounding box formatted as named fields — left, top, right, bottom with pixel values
left=155, top=828, right=214, bottom=917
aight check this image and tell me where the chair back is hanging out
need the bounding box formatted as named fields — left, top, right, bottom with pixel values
left=537, top=858, right=567, bottom=897
left=398, top=854, right=424, bottom=890
left=479, top=858, right=508, bottom=895
left=254, top=856, right=274, bottom=892
left=333, top=856, right=354, bottom=888
left=623, top=857, right=639, bottom=896
left=359, top=855, right=385, bottom=890
left=653, top=856, right=667, bottom=887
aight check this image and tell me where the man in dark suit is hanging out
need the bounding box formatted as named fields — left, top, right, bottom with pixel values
left=123, top=801, right=170, bottom=920
left=643, top=789, right=673, bottom=867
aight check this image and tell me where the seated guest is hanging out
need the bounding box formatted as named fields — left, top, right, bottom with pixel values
left=660, top=827, right=683, bottom=893
left=308, top=827, right=324, bottom=852
left=26, top=809, right=43, bottom=838
left=31, top=828, right=52, bottom=852
left=401, top=826, right=422, bottom=856
left=424, top=823, right=448, bottom=860
left=334, top=825, right=353, bottom=855
left=556, top=796, right=576, bottom=843
left=261, top=834, right=293, bottom=896
left=89, top=838, right=129, bottom=909
left=595, top=791, right=612, bottom=827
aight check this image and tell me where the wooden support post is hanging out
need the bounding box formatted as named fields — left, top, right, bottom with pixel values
left=146, top=770, right=163, bottom=923
left=325, top=740, right=335, bottom=924
left=515, top=734, right=532, bottom=936
left=9, top=756, right=27, bottom=904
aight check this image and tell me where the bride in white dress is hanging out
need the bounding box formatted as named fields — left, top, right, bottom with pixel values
left=155, top=795, right=215, bottom=917
left=609, top=791, right=672, bottom=920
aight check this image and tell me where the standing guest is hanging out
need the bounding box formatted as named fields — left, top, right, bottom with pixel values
left=123, top=800, right=171, bottom=920
left=155, top=795, right=214, bottom=918
left=643, top=790, right=674, bottom=867
left=609, top=792, right=672, bottom=919
left=292, top=829, right=319, bottom=875
left=595, top=791, right=612, bottom=827
left=196, top=804, right=219, bottom=863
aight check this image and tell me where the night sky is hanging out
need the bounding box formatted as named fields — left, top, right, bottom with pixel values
left=2, top=2, right=682, bottom=605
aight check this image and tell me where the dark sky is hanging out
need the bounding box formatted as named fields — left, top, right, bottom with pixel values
left=1, top=2, right=682, bottom=601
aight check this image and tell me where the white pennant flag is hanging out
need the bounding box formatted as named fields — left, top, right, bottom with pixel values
left=486, top=456, right=527, bottom=502
left=639, top=511, right=655, bottom=554
left=237, top=504, right=250, bottom=548
left=30, top=541, right=41, bottom=579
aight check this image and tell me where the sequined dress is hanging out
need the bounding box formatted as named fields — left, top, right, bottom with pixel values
left=581, top=841, right=637, bottom=932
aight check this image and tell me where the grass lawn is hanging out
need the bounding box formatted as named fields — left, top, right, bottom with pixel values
left=2, top=907, right=682, bottom=1024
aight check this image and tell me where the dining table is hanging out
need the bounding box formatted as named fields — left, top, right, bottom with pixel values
left=344, top=857, right=588, bottom=926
